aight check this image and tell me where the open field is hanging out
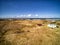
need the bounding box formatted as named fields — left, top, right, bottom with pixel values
left=0, top=19, right=60, bottom=45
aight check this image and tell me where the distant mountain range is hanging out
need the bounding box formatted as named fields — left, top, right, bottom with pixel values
left=0, top=18, right=60, bottom=21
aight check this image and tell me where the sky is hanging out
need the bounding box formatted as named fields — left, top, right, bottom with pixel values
left=0, top=0, right=60, bottom=18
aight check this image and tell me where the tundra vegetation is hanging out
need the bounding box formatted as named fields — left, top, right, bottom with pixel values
left=0, top=19, right=60, bottom=45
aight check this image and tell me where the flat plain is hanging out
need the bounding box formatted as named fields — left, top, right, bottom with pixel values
left=0, top=19, right=60, bottom=45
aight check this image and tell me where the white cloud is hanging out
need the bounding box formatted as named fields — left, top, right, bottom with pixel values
left=27, top=14, right=31, bottom=17
left=35, top=14, right=38, bottom=16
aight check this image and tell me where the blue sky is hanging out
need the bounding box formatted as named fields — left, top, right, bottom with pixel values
left=0, top=0, right=60, bottom=18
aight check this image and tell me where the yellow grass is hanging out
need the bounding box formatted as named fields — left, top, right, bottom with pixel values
left=0, top=20, right=60, bottom=45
